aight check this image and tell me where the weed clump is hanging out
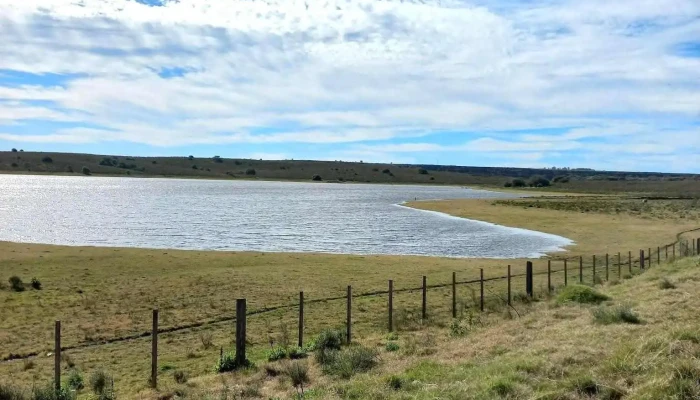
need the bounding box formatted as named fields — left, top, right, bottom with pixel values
left=173, top=370, right=188, bottom=384
left=8, top=276, right=24, bottom=292
left=31, top=278, right=42, bottom=290
left=386, top=375, right=404, bottom=390
left=67, top=369, right=84, bottom=390
left=592, top=305, right=641, bottom=325
left=266, top=346, right=287, bottom=362
left=321, top=346, right=379, bottom=378
left=214, top=352, right=252, bottom=373
left=556, top=285, right=609, bottom=305
left=285, top=361, right=310, bottom=396
left=659, top=278, right=676, bottom=290
left=0, top=384, right=25, bottom=400
left=31, top=385, right=74, bottom=400
left=385, top=342, right=400, bottom=352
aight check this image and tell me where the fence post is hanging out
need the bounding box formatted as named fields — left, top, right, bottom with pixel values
left=422, top=276, right=427, bottom=322
left=526, top=261, right=533, bottom=298
left=54, top=321, right=61, bottom=392
left=617, top=252, right=621, bottom=279
left=628, top=251, right=632, bottom=273
left=151, top=309, right=158, bottom=388
left=579, top=256, right=583, bottom=284
left=593, top=255, right=597, bottom=284
left=564, top=259, right=568, bottom=286
left=298, top=291, right=304, bottom=348
left=388, top=280, right=393, bottom=332
left=658, top=247, right=660, bottom=264
left=547, top=260, right=551, bottom=294
left=605, top=253, right=609, bottom=281
left=507, top=265, right=511, bottom=306
left=346, top=286, right=352, bottom=344
left=452, top=272, right=457, bottom=319
left=640, top=250, right=645, bottom=270
left=673, top=243, right=676, bottom=259
left=648, top=248, right=651, bottom=267
left=665, top=245, right=668, bottom=260
left=480, top=269, right=484, bottom=312
left=235, top=299, right=247, bottom=366
left=697, top=238, right=700, bottom=256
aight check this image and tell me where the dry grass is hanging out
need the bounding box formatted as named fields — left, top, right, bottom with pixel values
left=407, top=196, right=699, bottom=256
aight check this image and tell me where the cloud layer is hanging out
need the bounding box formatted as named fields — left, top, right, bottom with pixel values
left=0, top=0, right=699, bottom=171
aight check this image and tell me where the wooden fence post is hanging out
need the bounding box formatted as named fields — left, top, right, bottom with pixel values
left=54, top=321, right=61, bottom=392
left=422, top=276, right=427, bottom=322
left=547, top=260, right=551, bottom=294
left=526, top=261, right=533, bottom=298
left=388, top=280, right=393, bottom=332
left=665, top=245, right=668, bottom=260
left=151, top=309, right=158, bottom=388
left=648, top=248, right=651, bottom=267
left=298, top=291, right=304, bottom=348
left=452, top=272, right=457, bottom=319
left=235, top=299, right=247, bottom=366
left=657, top=247, right=660, bottom=264
left=673, top=243, right=676, bottom=259
left=640, top=250, right=645, bottom=270
left=579, top=256, right=583, bottom=284
left=605, top=253, right=609, bottom=281
left=480, top=269, right=484, bottom=312
left=628, top=251, right=632, bottom=273
left=697, top=238, right=700, bottom=256
left=346, top=286, right=352, bottom=344
left=593, top=255, right=597, bottom=283
left=564, top=259, right=568, bottom=286
left=507, top=265, right=512, bottom=306
left=617, top=252, right=621, bottom=279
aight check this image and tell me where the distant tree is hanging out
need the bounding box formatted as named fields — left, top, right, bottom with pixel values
left=11, top=148, right=17, bottom=152
left=41, top=156, right=53, bottom=163
left=213, top=156, right=223, bottom=163
left=528, top=175, right=551, bottom=187
left=19, top=149, right=23, bottom=152
left=81, top=166, right=91, bottom=175
left=512, top=178, right=526, bottom=187
left=245, top=168, right=256, bottom=176
left=188, top=155, right=194, bottom=160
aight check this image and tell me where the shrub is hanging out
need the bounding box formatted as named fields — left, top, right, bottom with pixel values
left=67, top=369, right=85, bottom=390
left=89, top=370, right=113, bottom=397
left=288, top=346, right=308, bottom=360
left=173, top=370, right=188, bottom=384
left=199, top=332, right=213, bottom=350
left=81, top=167, right=91, bottom=175
left=245, top=168, right=256, bottom=176
left=592, top=305, right=641, bottom=325
left=504, top=181, right=513, bottom=187
left=23, top=360, right=35, bottom=370
left=489, top=379, right=515, bottom=396
left=528, top=175, right=550, bottom=187
left=372, top=168, right=379, bottom=172
left=191, top=165, right=198, bottom=170
left=31, top=385, right=74, bottom=400
left=98, top=158, right=116, bottom=166
left=266, top=346, right=287, bottom=362
left=387, top=375, right=404, bottom=390
left=0, top=384, right=24, bottom=400
left=382, top=168, right=391, bottom=174
left=188, top=155, right=194, bottom=160
left=151, top=160, right=157, bottom=164
left=286, top=361, right=310, bottom=395
left=41, top=156, right=53, bottom=163
left=315, top=328, right=345, bottom=351
left=11, top=163, right=18, bottom=168
left=386, top=332, right=399, bottom=341
left=65, top=166, right=73, bottom=173
left=31, top=278, right=41, bottom=290
left=311, top=175, right=322, bottom=181
left=512, top=178, right=526, bottom=187
left=417, top=168, right=428, bottom=175
left=212, top=156, right=223, bottom=163
left=553, top=175, right=570, bottom=183
left=9, top=276, right=24, bottom=292
left=556, top=285, right=609, bottom=305
left=322, top=346, right=379, bottom=378
left=11, top=148, right=17, bottom=152
left=214, top=352, right=251, bottom=373
left=385, top=342, right=400, bottom=352
left=659, top=277, right=676, bottom=289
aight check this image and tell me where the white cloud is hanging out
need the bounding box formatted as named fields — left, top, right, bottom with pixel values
left=0, top=0, right=698, bottom=171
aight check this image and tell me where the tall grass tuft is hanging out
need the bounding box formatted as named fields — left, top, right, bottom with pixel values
left=592, top=305, right=641, bottom=325
left=556, top=285, right=609, bottom=304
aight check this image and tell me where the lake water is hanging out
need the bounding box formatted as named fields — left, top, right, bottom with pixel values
left=0, top=176, right=572, bottom=258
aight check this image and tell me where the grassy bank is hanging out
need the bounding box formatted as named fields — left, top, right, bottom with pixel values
left=2, top=151, right=699, bottom=196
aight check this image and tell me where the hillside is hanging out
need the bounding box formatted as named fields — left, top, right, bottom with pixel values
left=1, top=151, right=699, bottom=196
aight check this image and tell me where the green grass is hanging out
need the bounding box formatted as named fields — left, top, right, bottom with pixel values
left=556, top=285, right=610, bottom=304
left=591, top=305, right=641, bottom=325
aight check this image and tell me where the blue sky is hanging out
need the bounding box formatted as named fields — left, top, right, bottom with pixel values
left=0, top=0, right=699, bottom=172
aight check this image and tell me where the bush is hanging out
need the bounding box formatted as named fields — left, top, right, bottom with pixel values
left=245, top=168, right=256, bottom=176
left=592, top=305, right=641, bottom=325
left=65, top=166, right=73, bottom=173
left=417, top=168, right=428, bottom=175
left=41, top=156, right=53, bottom=163
left=387, top=375, right=404, bottom=390
left=382, top=168, right=391, bottom=174
left=11, top=148, right=17, bottom=152
left=9, top=276, right=24, bottom=292
left=81, top=167, right=91, bottom=175
left=31, top=385, right=74, bottom=400
left=266, top=346, right=287, bottom=362
left=372, top=168, right=379, bottom=172
left=286, top=361, right=310, bottom=395
left=556, top=285, right=609, bottom=305
left=385, top=342, right=400, bottom=352
left=89, top=370, right=112, bottom=396
left=0, top=384, right=24, bottom=400
left=528, top=175, right=550, bottom=187
left=311, top=175, right=322, bottom=181
left=11, top=163, right=18, bottom=168
left=31, top=278, right=41, bottom=290
left=553, top=175, right=570, bottom=183
left=386, top=332, right=399, bottom=341
left=188, top=155, right=194, bottom=160
left=321, top=346, right=379, bottom=378
left=173, top=370, right=188, bottom=384
left=98, top=158, right=116, bottom=167
left=504, top=181, right=513, bottom=187
left=67, top=369, right=85, bottom=390
left=191, top=165, right=198, bottom=170
left=511, top=178, right=526, bottom=187
left=659, top=277, right=676, bottom=289
left=288, top=346, right=308, bottom=360
left=214, top=352, right=252, bottom=373
left=315, top=328, right=345, bottom=351
left=212, top=156, right=223, bottom=163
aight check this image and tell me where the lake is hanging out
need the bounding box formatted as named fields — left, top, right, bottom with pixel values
left=0, top=176, right=572, bottom=258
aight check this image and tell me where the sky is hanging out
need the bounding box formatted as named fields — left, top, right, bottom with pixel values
left=0, top=0, right=699, bottom=173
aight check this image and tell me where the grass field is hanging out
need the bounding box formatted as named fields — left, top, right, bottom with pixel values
left=1, top=192, right=698, bottom=398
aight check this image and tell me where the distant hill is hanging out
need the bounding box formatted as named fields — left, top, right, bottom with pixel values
left=1, top=151, right=699, bottom=197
